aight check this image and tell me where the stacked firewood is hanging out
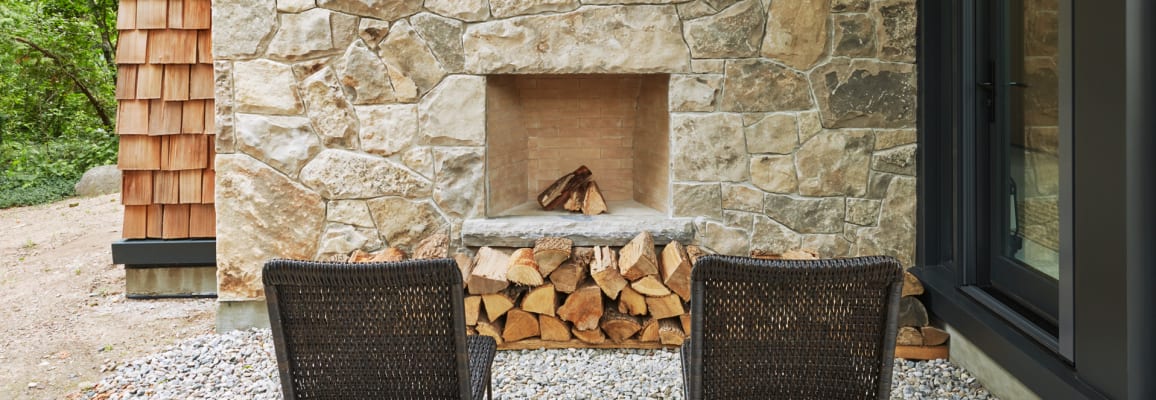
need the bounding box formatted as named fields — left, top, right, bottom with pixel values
left=460, top=231, right=707, bottom=346
left=537, top=165, right=608, bottom=216
left=895, top=272, right=950, bottom=347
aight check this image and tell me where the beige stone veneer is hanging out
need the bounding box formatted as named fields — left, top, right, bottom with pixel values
left=212, top=0, right=920, bottom=302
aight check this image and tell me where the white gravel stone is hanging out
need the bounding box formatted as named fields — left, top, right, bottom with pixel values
left=77, top=329, right=998, bottom=399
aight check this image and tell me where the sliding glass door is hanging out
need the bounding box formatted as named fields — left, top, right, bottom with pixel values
left=974, top=0, right=1061, bottom=330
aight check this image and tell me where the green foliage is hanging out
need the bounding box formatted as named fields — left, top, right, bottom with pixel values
left=0, top=0, right=118, bottom=207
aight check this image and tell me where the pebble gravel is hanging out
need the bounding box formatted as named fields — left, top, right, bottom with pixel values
left=76, top=329, right=996, bottom=399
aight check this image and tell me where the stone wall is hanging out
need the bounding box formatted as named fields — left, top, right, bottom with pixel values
left=212, top=0, right=919, bottom=302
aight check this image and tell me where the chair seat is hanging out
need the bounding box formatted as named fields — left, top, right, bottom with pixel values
left=467, top=335, right=497, bottom=400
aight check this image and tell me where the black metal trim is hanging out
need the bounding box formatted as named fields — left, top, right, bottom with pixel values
left=111, top=239, right=216, bottom=266
left=913, top=264, right=1105, bottom=399
left=1125, top=0, right=1156, bottom=397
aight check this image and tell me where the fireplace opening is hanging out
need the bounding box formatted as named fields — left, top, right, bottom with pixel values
left=485, top=74, right=670, bottom=217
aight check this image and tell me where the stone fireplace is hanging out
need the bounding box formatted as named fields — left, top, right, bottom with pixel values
left=211, top=0, right=920, bottom=328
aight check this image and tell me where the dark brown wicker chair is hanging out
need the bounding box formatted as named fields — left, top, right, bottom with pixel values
left=681, top=255, right=904, bottom=400
left=262, top=258, right=496, bottom=400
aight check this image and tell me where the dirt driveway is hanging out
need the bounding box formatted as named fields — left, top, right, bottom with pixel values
left=0, top=194, right=215, bottom=399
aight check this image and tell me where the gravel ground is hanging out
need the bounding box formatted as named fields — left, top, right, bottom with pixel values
left=75, top=329, right=996, bottom=399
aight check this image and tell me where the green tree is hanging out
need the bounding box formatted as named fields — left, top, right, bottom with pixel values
left=0, top=0, right=118, bottom=206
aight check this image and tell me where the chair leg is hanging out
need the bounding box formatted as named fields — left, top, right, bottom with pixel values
left=487, top=379, right=492, bottom=400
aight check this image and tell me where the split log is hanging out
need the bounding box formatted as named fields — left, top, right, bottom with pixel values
left=476, top=312, right=504, bottom=345
left=370, top=247, right=406, bottom=262
left=581, top=181, right=608, bottom=216
left=898, top=297, right=930, bottom=327
left=503, top=309, right=540, bottom=342
left=618, top=231, right=659, bottom=281
left=902, top=271, right=925, bottom=297
left=751, top=248, right=819, bottom=260
left=686, top=245, right=709, bottom=265
left=617, top=286, right=648, bottom=316
left=646, top=294, right=685, bottom=320
left=533, top=237, right=572, bottom=277
left=412, top=233, right=449, bottom=259
left=454, top=252, right=474, bottom=290
left=600, top=307, right=643, bottom=343
left=482, top=290, right=517, bottom=320
left=557, top=281, right=604, bottom=331
left=638, top=318, right=660, bottom=342
left=521, top=283, right=557, bottom=317
left=630, top=275, right=672, bottom=297
left=563, top=183, right=586, bottom=212
left=506, top=248, right=544, bottom=286
left=539, top=315, right=572, bottom=342
left=921, top=326, right=950, bottom=346
left=466, top=326, right=477, bottom=336
left=680, top=314, right=692, bottom=335
left=660, top=241, right=692, bottom=301
left=659, top=318, right=686, bottom=346
left=348, top=249, right=373, bottom=262
left=897, top=327, right=924, bottom=346
left=464, top=295, right=482, bottom=326
left=550, top=247, right=592, bottom=293
left=468, top=247, right=510, bottom=295
left=590, top=246, right=627, bottom=299
left=571, top=326, right=606, bottom=344
left=537, top=165, right=592, bottom=210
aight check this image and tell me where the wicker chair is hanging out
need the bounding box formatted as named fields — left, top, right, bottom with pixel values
left=262, top=258, right=496, bottom=400
left=681, top=255, right=904, bottom=400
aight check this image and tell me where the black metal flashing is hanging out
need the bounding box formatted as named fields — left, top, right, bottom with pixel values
left=111, top=239, right=216, bottom=266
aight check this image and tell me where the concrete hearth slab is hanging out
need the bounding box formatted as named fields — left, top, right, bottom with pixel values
left=464, top=201, right=694, bottom=247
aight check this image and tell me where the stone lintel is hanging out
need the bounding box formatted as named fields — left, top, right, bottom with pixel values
left=462, top=215, right=694, bottom=247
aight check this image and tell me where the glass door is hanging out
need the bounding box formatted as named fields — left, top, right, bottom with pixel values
left=975, top=0, right=1061, bottom=328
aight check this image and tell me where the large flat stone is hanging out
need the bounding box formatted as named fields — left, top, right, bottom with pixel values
left=266, top=8, right=335, bottom=60
left=419, top=75, right=486, bottom=146
left=212, top=0, right=276, bottom=58
left=377, top=20, right=446, bottom=98
left=721, top=59, right=813, bottom=112
left=671, top=113, right=749, bottom=182
left=463, top=5, right=691, bottom=74
left=235, top=114, right=322, bottom=179
left=317, top=0, right=422, bottom=20
left=215, top=155, right=325, bottom=301
left=762, top=0, right=830, bottom=70
left=763, top=194, right=845, bottom=234
left=463, top=205, right=694, bottom=247
left=367, top=197, right=449, bottom=251
left=357, top=104, right=418, bottom=156
left=811, top=59, right=917, bottom=129
left=682, top=0, right=765, bottom=58
left=795, top=129, right=874, bottom=196
left=873, top=0, right=917, bottom=62
left=233, top=60, right=303, bottom=114
left=298, top=149, right=432, bottom=199
left=301, top=68, right=359, bottom=149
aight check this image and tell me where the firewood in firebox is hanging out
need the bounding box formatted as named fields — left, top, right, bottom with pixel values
left=538, top=165, right=592, bottom=210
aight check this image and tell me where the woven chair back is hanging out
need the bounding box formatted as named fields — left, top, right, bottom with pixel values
left=686, top=255, right=903, bottom=400
left=263, top=258, right=472, bottom=399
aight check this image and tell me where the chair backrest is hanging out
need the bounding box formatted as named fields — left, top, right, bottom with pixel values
left=685, top=255, right=904, bottom=400
left=263, top=258, right=472, bottom=400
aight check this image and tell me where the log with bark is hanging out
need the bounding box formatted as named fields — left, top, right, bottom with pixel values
left=638, top=318, right=660, bottom=342
left=590, top=246, right=627, bottom=299
left=660, top=241, right=692, bottom=301
left=550, top=247, right=592, bottom=293
left=476, top=312, right=504, bottom=345
left=630, top=275, right=672, bottom=297
left=571, top=326, right=606, bottom=344
left=468, top=247, right=510, bottom=295
left=897, top=326, right=924, bottom=346
left=521, top=283, right=558, bottom=317
left=616, top=285, right=648, bottom=316
left=502, top=309, right=540, bottom=342
left=506, top=248, right=544, bottom=286
left=600, top=307, right=643, bottom=343
left=539, top=314, right=572, bottom=342
left=464, top=295, right=482, bottom=326
left=646, top=294, right=685, bottom=320
left=533, top=237, right=572, bottom=276
left=921, top=326, right=950, bottom=346
left=482, top=290, right=518, bottom=320
left=658, top=318, right=686, bottom=346
left=348, top=249, right=373, bottom=263
left=618, top=231, right=659, bottom=281
left=557, top=281, right=604, bottom=331
left=537, top=165, right=592, bottom=210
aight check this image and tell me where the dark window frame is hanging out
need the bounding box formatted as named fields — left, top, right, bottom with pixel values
left=914, top=0, right=1155, bottom=398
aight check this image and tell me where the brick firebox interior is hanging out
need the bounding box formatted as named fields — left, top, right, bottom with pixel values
left=485, top=74, right=670, bottom=217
